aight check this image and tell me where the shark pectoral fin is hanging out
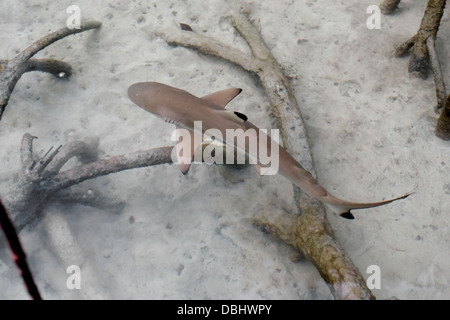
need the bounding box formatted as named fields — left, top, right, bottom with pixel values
left=178, top=160, right=191, bottom=175
left=174, top=142, right=192, bottom=175
left=201, top=88, right=242, bottom=109
left=255, top=163, right=269, bottom=175
left=255, top=163, right=263, bottom=175
left=174, top=128, right=201, bottom=175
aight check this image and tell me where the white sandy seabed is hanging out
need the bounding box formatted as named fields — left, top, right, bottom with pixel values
left=0, top=0, right=449, bottom=299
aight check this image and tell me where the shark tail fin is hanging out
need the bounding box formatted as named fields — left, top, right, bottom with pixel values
left=324, top=193, right=413, bottom=220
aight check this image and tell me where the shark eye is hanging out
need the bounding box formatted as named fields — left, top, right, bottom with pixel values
left=234, top=111, right=248, bottom=122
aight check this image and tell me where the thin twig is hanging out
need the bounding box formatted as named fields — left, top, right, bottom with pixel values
left=35, top=145, right=62, bottom=174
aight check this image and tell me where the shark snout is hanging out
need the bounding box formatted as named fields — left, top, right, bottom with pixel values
left=128, top=82, right=168, bottom=109
left=127, top=82, right=146, bottom=106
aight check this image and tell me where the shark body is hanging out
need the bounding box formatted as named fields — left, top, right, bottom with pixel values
left=128, top=81, right=410, bottom=219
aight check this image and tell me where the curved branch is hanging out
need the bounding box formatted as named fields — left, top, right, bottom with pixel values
left=1, top=58, right=73, bottom=79
left=156, top=26, right=261, bottom=74
left=48, top=146, right=173, bottom=192
left=12, top=20, right=102, bottom=65
left=0, top=20, right=102, bottom=120
left=44, top=137, right=100, bottom=178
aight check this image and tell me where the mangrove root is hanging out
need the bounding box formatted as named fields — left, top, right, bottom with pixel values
left=394, top=0, right=446, bottom=80
left=380, top=0, right=402, bottom=15
left=157, top=11, right=375, bottom=299
left=435, top=94, right=450, bottom=139
left=0, top=20, right=101, bottom=120
left=426, top=36, right=447, bottom=112
left=2, top=133, right=176, bottom=232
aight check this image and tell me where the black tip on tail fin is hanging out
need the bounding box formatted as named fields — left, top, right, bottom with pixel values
left=340, top=211, right=355, bottom=220
left=339, top=192, right=414, bottom=220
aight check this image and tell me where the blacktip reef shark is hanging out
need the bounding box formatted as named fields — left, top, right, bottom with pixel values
left=127, top=81, right=411, bottom=219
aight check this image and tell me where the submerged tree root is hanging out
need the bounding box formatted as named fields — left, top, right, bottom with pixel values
left=0, top=20, right=101, bottom=120
left=2, top=133, right=234, bottom=298
left=43, top=203, right=111, bottom=299
left=0, top=20, right=101, bottom=298
left=394, top=0, right=446, bottom=80
left=391, top=1, right=450, bottom=139
left=380, top=0, right=402, bottom=15
left=435, top=94, right=450, bottom=139
left=427, top=37, right=447, bottom=113
left=253, top=206, right=372, bottom=300
left=425, top=16, right=450, bottom=139
left=157, top=12, right=374, bottom=299
left=1, top=133, right=172, bottom=298
left=3, top=133, right=174, bottom=232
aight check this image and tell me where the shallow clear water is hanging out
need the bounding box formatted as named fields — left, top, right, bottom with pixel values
left=0, top=0, right=448, bottom=300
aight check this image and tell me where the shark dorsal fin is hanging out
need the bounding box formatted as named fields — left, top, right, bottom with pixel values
left=201, top=88, right=242, bottom=109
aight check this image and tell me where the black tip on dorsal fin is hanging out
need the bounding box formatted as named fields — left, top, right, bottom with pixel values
left=234, top=111, right=248, bottom=122
left=340, top=211, right=355, bottom=220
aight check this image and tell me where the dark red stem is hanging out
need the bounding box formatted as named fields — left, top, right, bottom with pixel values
left=0, top=200, right=42, bottom=300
